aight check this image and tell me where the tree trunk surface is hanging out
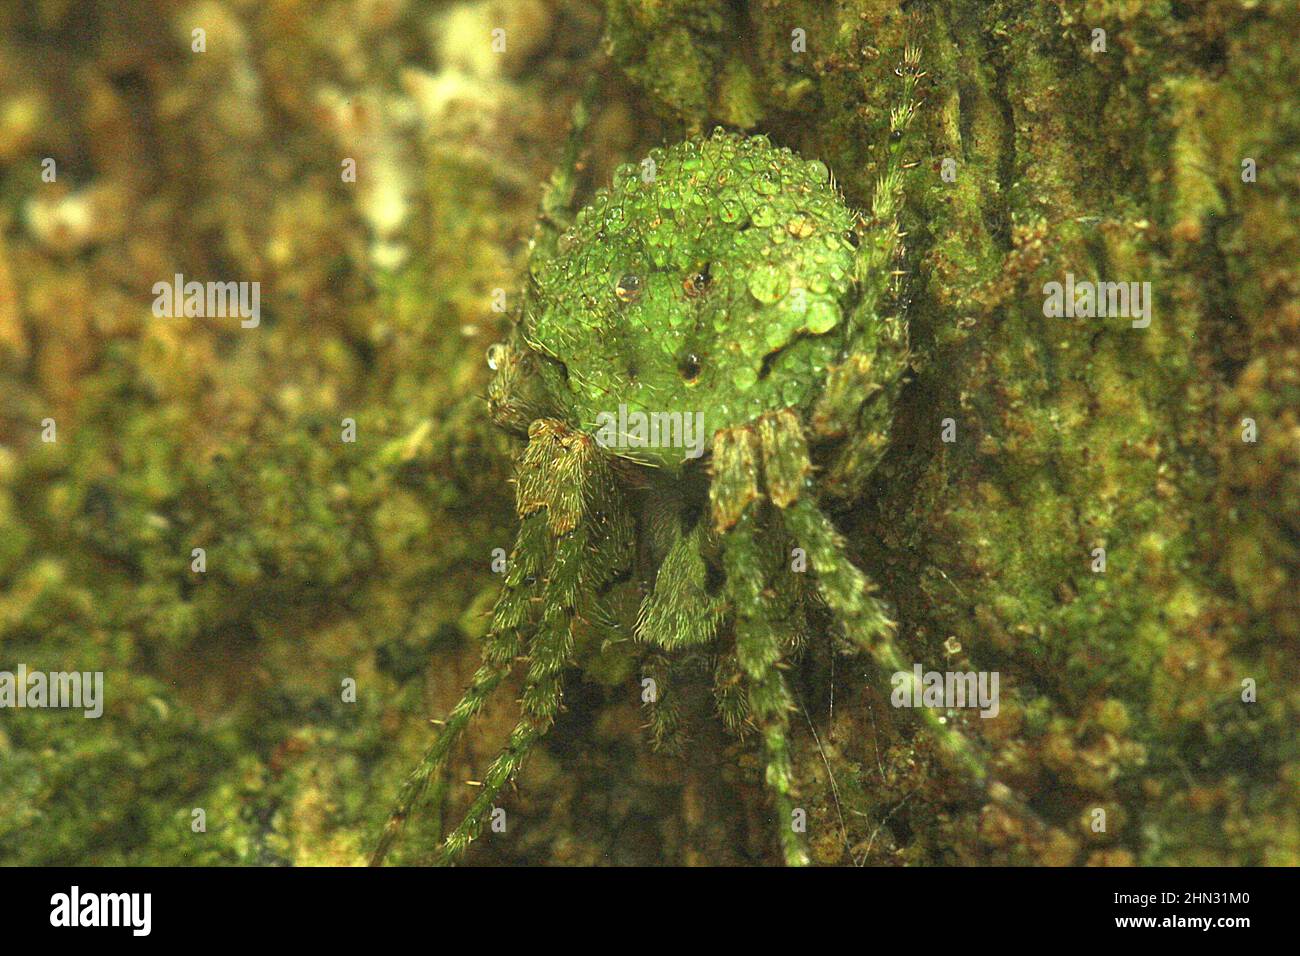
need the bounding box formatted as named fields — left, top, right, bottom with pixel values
left=0, top=0, right=1293, bottom=865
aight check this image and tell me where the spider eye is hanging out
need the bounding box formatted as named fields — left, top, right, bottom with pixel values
left=486, top=343, right=507, bottom=371
left=678, top=353, right=702, bottom=382
left=683, top=264, right=711, bottom=297
left=615, top=274, right=642, bottom=302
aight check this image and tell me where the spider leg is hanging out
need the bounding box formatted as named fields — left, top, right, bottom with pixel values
left=635, top=517, right=726, bottom=753
left=532, top=76, right=600, bottom=263
left=394, top=81, right=605, bottom=866
left=435, top=420, right=632, bottom=863
left=815, top=45, right=922, bottom=499
left=641, top=651, right=681, bottom=754
left=373, top=420, right=629, bottom=865
left=722, top=509, right=810, bottom=867
left=760, top=410, right=1058, bottom=843
left=635, top=519, right=725, bottom=650
left=706, top=424, right=762, bottom=739
left=369, top=661, right=509, bottom=867
left=711, top=425, right=810, bottom=866
left=811, top=349, right=903, bottom=501
left=438, top=531, right=583, bottom=863
left=760, top=410, right=894, bottom=646
left=709, top=425, right=762, bottom=533
left=849, top=41, right=921, bottom=346
left=369, top=507, right=548, bottom=866
left=712, top=650, right=749, bottom=735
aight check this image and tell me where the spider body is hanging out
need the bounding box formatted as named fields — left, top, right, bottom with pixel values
left=372, top=50, right=1017, bottom=866
left=519, top=132, right=862, bottom=473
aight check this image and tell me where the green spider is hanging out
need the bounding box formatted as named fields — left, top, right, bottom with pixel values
left=373, top=49, right=1021, bottom=866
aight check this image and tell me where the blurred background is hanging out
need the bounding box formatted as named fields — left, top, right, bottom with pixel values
left=0, top=0, right=677, bottom=866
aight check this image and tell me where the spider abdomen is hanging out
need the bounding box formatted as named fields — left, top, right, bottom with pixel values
left=524, top=130, right=871, bottom=470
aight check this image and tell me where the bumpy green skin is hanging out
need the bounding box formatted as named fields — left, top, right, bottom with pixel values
left=527, top=131, right=859, bottom=469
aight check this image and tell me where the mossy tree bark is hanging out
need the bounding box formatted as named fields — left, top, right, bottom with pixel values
left=603, top=0, right=1298, bottom=864
left=1, top=0, right=1293, bottom=866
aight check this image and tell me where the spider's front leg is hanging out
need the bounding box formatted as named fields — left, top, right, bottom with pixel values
left=369, top=508, right=543, bottom=866
left=758, top=410, right=894, bottom=652
left=437, top=419, right=633, bottom=863
left=711, top=427, right=810, bottom=867
left=373, top=418, right=630, bottom=865
left=757, top=410, right=1053, bottom=832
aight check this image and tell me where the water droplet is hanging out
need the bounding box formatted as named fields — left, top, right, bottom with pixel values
left=683, top=264, right=711, bottom=297
left=733, top=365, right=758, bottom=391
left=754, top=172, right=780, bottom=196
left=748, top=265, right=788, bottom=304
left=805, top=300, right=839, bottom=334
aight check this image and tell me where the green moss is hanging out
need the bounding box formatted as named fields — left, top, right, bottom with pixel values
left=0, top=0, right=1295, bottom=866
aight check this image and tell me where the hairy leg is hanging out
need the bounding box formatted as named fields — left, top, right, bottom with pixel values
left=435, top=422, right=631, bottom=863
left=712, top=650, right=749, bottom=735
left=850, top=42, right=922, bottom=343
left=636, top=516, right=727, bottom=754
left=815, top=45, right=923, bottom=498
left=533, top=77, right=599, bottom=264
left=761, top=410, right=1057, bottom=842
left=374, top=421, right=629, bottom=865
left=635, top=519, right=724, bottom=650
left=721, top=509, right=809, bottom=867
left=642, top=649, right=689, bottom=754
left=437, top=532, right=584, bottom=863
left=379, top=81, right=613, bottom=865
left=369, top=512, right=547, bottom=866
left=711, top=425, right=810, bottom=865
